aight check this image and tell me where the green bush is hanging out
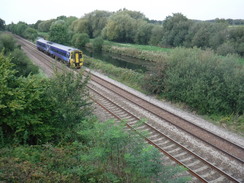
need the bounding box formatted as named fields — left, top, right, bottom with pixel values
left=92, top=37, right=104, bottom=51
left=11, top=48, right=39, bottom=76
left=216, top=42, right=236, bottom=56
left=78, top=120, right=190, bottom=183
left=71, top=33, right=90, bottom=48
left=0, top=55, right=53, bottom=145
left=45, top=71, right=92, bottom=142
left=0, top=118, right=190, bottom=183
left=144, top=47, right=244, bottom=115
left=0, top=52, right=92, bottom=145
left=0, top=145, right=81, bottom=182
left=0, top=33, right=16, bottom=53
left=23, top=27, right=38, bottom=41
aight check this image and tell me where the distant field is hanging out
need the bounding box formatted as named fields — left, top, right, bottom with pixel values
left=104, top=40, right=171, bottom=52
left=37, top=32, right=49, bottom=39
left=228, top=25, right=244, bottom=29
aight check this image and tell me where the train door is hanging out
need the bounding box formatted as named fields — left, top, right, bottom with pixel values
left=75, top=52, right=80, bottom=64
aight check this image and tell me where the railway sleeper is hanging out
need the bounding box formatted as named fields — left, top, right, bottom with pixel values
left=166, top=147, right=182, bottom=154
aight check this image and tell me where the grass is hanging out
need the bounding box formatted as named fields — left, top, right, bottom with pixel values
left=238, top=57, right=244, bottom=63
left=84, top=55, right=144, bottom=92
left=37, top=31, right=49, bottom=39
left=104, top=40, right=171, bottom=52
left=228, top=25, right=244, bottom=29
left=205, top=114, right=244, bottom=136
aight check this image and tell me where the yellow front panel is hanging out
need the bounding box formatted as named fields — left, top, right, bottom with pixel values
left=75, top=53, right=79, bottom=63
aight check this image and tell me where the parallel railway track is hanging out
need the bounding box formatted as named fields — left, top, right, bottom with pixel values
left=88, top=76, right=243, bottom=183
left=15, top=35, right=244, bottom=183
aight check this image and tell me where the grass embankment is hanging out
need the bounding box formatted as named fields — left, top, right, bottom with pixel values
left=84, top=55, right=144, bottom=92
left=84, top=44, right=244, bottom=135
left=86, top=40, right=171, bottom=62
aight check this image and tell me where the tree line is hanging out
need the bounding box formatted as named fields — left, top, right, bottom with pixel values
left=1, top=9, right=244, bottom=56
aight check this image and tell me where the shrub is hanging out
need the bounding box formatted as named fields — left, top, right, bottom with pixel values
left=23, top=27, right=38, bottom=41
left=71, top=33, right=90, bottom=48
left=92, top=37, right=104, bottom=51
left=144, top=47, right=244, bottom=115
left=79, top=120, right=190, bottom=183
left=216, top=42, right=236, bottom=56
left=0, top=33, right=16, bottom=53
left=45, top=71, right=92, bottom=142
left=11, top=48, right=39, bottom=76
left=0, top=52, right=92, bottom=145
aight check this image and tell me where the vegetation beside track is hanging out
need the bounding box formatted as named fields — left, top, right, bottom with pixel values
left=0, top=33, right=189, bottom=183
left=85, top=46, right=244, bottom=135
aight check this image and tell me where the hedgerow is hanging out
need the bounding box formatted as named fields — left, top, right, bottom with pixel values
left=144, top=47, right=244, bottom=116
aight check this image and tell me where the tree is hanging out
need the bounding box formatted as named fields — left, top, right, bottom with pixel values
left=0, top=52, right=53, bottom=145
left=0, top=51, right=92, bottom=145
left=185, top=22, right=227, bottom=49
left=117, top=8, right=146, bottom=20
left=16, top=22, right=28, bottom=36
left=33, top=20, right=42, bottom=30
left=84, top=10, right=112, bottom=38
left=161, top=13, right=191, bottom=47
left=0, top=18, right=5, bottom=30
left=71, top=33, right=90, bottom=48
left=23, top=27, right=38, bottom=41
left=45, top=71, right=92, bottom=140
left=0, top=33, right=16, bottom=53
left=92, top=36, right=104, bottom=51
left=227, top=27, right=244, bottom=56
left=149, top=25, right=164, bottom=46
left=38, top=19, right=55, bottom=32
left=70, top=18, right=89, bottom=35
left=102, top=12, right=137, bottom=42
left=134, top=21, right=153, bottom=44
left=49, top=23, right=68, bottom=44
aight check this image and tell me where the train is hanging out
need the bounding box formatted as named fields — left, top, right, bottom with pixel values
left=36, top=38, right=84, bottom=68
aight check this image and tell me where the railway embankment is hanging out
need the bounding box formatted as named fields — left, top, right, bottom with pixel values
left=84, top=44, right=244, bottom=135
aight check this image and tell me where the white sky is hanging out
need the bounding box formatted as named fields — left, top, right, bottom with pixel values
left=1, top=0, right=244, bottom=24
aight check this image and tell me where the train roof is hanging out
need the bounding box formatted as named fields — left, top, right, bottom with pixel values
left=36, top=38, right=79, bottom=52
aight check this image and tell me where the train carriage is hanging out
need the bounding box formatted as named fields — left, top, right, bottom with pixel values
left=36, top=38, right=84, bottom=68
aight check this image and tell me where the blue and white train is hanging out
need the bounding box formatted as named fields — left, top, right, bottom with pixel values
left=36, top=38, right=84, bottom=68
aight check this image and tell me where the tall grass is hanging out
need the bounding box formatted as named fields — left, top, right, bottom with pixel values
left=84, top=55, right=144, bottom=91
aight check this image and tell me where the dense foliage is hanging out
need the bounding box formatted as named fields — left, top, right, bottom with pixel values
left=0, top=35, right=189, bottom=182
left=0, top=52, right=91, bottom=145
left=85, top=49, right=244, bottom=133
left=0, top=120, right=189, bottom=183
left=144, top=47, right=244, bottom=116
left=0, top=18, right=5, bottom=31
left=0, top=33, right=39, bottom=76
left=3, top=9, right=244, bottom=56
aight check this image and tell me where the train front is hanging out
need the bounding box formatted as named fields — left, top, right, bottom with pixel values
left=70, top=50, right=84, bottom=68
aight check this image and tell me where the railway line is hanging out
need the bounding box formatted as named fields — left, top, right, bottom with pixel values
left=15, top=35, right=244, bottom=183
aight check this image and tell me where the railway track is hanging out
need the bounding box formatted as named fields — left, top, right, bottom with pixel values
left=88, top=75, right=243, bottom=183
left=15, top=35, right=244, bottom=183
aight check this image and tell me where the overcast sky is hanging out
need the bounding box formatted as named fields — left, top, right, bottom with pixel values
left=1, top=0, right=244, bottom=24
